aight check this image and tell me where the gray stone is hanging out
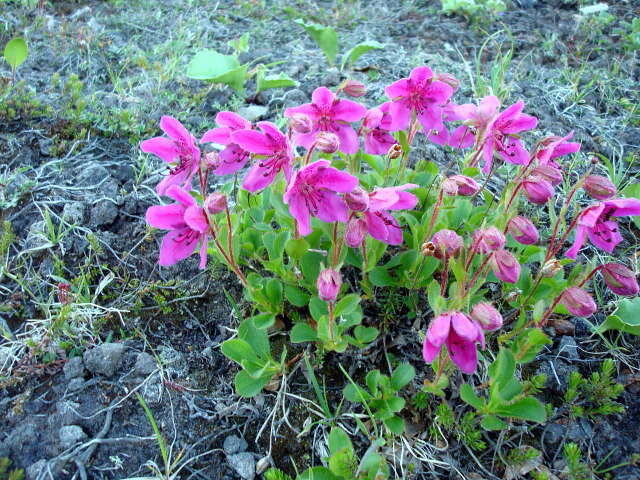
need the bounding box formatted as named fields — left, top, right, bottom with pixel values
left=282, top=89, right=308, bottom=110
left=133, top=352, right=157, bottom=376
left=91, top=200, right=118, bottom=228
left=158, top=346, right=188, bottom=377
left=26, top=459, right=47, bottom=480
left=39, top=138, right=54, bottom=156
left=237, top=105, right=268, bottom=123
left=557, top=336, right=579, bottom=360
left=63, top=357, right=85, bottom=379
left=67, top=378, right=85, bottom=392
left=83, top=342, right=126, bottom=377
left=59, top=425, right=87, bottom=449
left=51, top=401, right=81, bottom=427
left=62, top=202, right=85, bottom=225
left=4, top=423, right=38, bottom=455
left=25, top=220, right=50, bottom=252
left=139, top=372, right=164, bottom=404
left=227, top=452, right=256, bottom=480
left=566, top=419, right=593, bottom=443
left=321, top=67, right=340, bottom=86
left=536, top=359, right=573, bottom=392
left=543, top=423, right=565, bottom=446
left=223, top=435, right=248, bottom=455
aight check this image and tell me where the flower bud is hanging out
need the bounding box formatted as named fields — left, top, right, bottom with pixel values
left=473, top=227, right=506, bottom=253
left=342, top=79, right=367, bottom=98
left=421, top=241, right=436, bottom=257
left=541, top=259, right=563, bottom=278
left=584, top=175, right=616, bottom=200
left=436, top=73, right=460, bottom=91
left=443, top=175, right=481, bottom=196
left=205, top=151, right=220, bottom=170
left=560, top=287, right=597, bottom=317
left=431, top=229, right=463, bottom=259
left=471, top=302, right=503, bottom=331
left=522, top=175, right=554, bottom=204
left=387, top=144, right=403, bottom=159
left=505, top=290, right=521, bottom=303
left=345, top=217, right=366, bottom=248
left=205, top=192, right=228, bottom=214
left=289, top=113, right=313, bottom=134
left=317, top=268, right=342, bottom=302
left=601, top=263, right=639, bottom=296
left=344, top=186, right=370, bottom=212
left=531, top=165, right=563, bottom=186
left=315, top=131, right=340, bottom=153
left=491, top=249, right=521, bottom=283
left=507, top=216, right=539, bottom=245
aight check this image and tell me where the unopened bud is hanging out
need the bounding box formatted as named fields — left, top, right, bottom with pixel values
left=342, top=79, right=367, bottom=98
left=345, top=186, right=370, bottom=212
left=421, top=241, right=437, bottom=257
left=345, top=217, right=366, bottom=248
left=541, top=259, right=563, bottom=278
left=437, top=73, right=460, bottom=91
left=443, top=175, right=481, bottom=197
left=387, top=144, right=403, bottom=159
left=491, top=249, right=521, bottom=283
left=431, top=229, right=463, bottom=259
left=507, top=216, right=539, bottom=245
left=522, top=175, right=554, bottom=204
left=560, top=287, right=597, bottom=317
left=315, top=131, right=340, bottom=153
left=583, top=175, right=616, bottom=200
left=290, top=113, right=313, bottom=134
left=601, top=263, right=639, bottom=296
left=317, top=268, right=342, bottom=303
left=473, top=227, right=505, bottom=253
left=205, top=151, right=220, bottom=170
left=470, top=302, right=503, bottom=331
left=531, top=165, right=563, bottom=186
left=205, top=192, right=228, bottom=214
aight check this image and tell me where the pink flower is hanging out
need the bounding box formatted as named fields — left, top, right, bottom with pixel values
left=431, top=229, right=463, bottom=259
left=317, top=268, right=342, bottom=302
left=385, top=66, right=454, bottom=132
left=470, top=303, right=503, bottom=331
left=348, top=184, right=419, bottom=247
left=342, top=79, right=367, bottom=97
left=205, top=193, right=227, bottom=214
left=344, top=186, right=370, bottom=212
left=560, top=287, right=597, bottom=317
left=200, top=112, right=252, bottom=176
left=531, top=165, right=563, bottom=187
left=145, top=186, right=209, bottom=269
left=536, top=131, right=580, bottom=168
left=362, top=103, right=398, bottom=155
left=491, top=249, right=521, bottom=283
left=522, top=175, right=554, bottom=204
left=584, top=175, right=616, bottom=200
left=442, top=175, right=481, bottom=196
left=600, top=263, right=639, bottom=296
left=231, top=121, right=294, bottom=192
left=565, top=198, right=640, bottom=258
left=472, top=227, right=506, bottom=253
left=283, top=160, right=359, bottom=236
left=507, top=216, right=539, bottom=245
left=141, top=116, right=201, bottom=196
left=284, top=86, right=366, bottom=154
left=422, top=311, right=485, bottom=374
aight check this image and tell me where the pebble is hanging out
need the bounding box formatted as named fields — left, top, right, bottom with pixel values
left=62, top=202, right=86, bottom=225
left=83, top=342, right=126, bottom=377
left=237, top=105, right=268, bottom=123
left=63, top=357, right=85, bottom=380
left=227, top=452, right=256, bottom=480
left=223, top=435, right=248, bottom=455
left=133, top=352, right=157, bottom=376
left=59, top=425, right=87, bottom=449
left=90, top=200, right=119, bottom=228
left=557, top=336, right=579, bottom=360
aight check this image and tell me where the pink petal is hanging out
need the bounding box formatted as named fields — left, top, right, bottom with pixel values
left=284, top=103, right=318, bottom=120
left=446, top=103, right=476, bottom=122
left=184, top=206, right=209, bottom=233
left=166, top=185, right=196, bottom=206
left=215, top=111, right=251, bottom=130
left=587, top=220, right=623, bottom=253
left=231, top=130, right=274, bottom=155
left=550, top=141, right=581, bottom=159
left=311, top=86, right=335, bottom=110
left=257, top=121, right=286, bottom=143
left=288, top=194, right=312, bottom=236
left=201, top=127, right=231, bottom=145
left=364, top=108, right=383, bottom=129
left=496, top=101, right=525, bottom=126
left=242, top=163, right=277, bottom=192
left=146, top=204, right=187, bottom=230
left=369, top=188, right=400, bottom=211
left=428, top=127, right=449, bottom=146
left=565, top=225, right=587, bottom=259
left=141, top=137, right=178, bottom=162
left=449, top=125, right=474, bottom=149
left=158, top=227, right=199, bottom=266
left=501, top=113, right=537, bottom=134
left=335, top=125, right=361, bottom=155
left=388, top=190, right=418, bottom=211
left=214, top=145, right=250, bottom=175
left=364, top=211, right=389, bottom=243
left=425, top=81, right=453, bottom=105
left=479, top=95, right=500, bottom=119
left=160, top=116, right=191, bottom=142
left=291, top=131, right=317, bottom=150
left=451, top=313, right=477, bottom=342
left=387, top=101, right=411, bottom=131
left=385, top=78, right=410, bottom=99
left=608, top=198, right=640, bottom=217
left=332, top=99, right=367, bottom=122
left=364, top=131, right=394, bottom=155
left=316, top=192, right=349, bottom=223
left=422, top=337, right=441, bottom=363
left=447, top=336, right=478, bottom=374
left=427, top=313, right=451, bottom=348
left=417, top=107, right=443, bottom=132
left=381, top=212, right=403, bottom=245
left=409, top=66, right=434, bottom=84
left=198, top=238, right=208, bottom=270
left=312, top=165, right=359, bottom=193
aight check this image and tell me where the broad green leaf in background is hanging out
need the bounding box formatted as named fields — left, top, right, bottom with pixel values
left=3, top=37, right=28, bottom=71
left=341, top=40, right=384, bottom=70
left=622, top=182, right=640, bottom=229
left=185, top=49, right=247, bottom=92
left=390, top=363, right=415, bottom=390
left=596, top=296, right=640, bottom=336
left=295, top=19, right=338, bottom=66
left=256, top=68, right=298, bottom=93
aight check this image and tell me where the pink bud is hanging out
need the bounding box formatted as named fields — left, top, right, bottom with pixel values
left=491, top=249, right=521, bottom=283
left=342, top=79, right=367, bottom=97
left=601, top=263, right=639, bottom=296
left=443, top=175, right=481, bottom=196
left=531, top=165, right=563, bottom=186
left=205, top=151, right=220, bottom=170
left=507, top=216, right=539, bottom=245
left=387, top=144, right=403, bottom=159
left=473, top=227, right=506, bottom=253
left=436, top=73, right=460, bottom=91
left=584, top=175, right=616, bottom=200
left=205, top=192, right=228, bottom=214
left=317, top=268, right=342, bottom=302
left=522, top=176, right=554, bottom=204
left=344, top=186, right=370, bottom=212
left=560, top=287, right=597, bottom=317
left=345, top=217, right=366, bottom=248
left=431, top=229, right=463, bottom=259
left=315, top=132, right=340, bottom=153
left=470, top=303, right=503, bottom=331
left=290, top=113, right=313, bottom=134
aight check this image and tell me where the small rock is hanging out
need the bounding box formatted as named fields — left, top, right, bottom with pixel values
left=133, top=352, right=157, bottom=376
left=90, top=201, right=118, bottom=228
left=25, top=221, right=50, bottom=252
left=111, top=164, right=134, bottom=184
left=83, top=342, right=126, bottom=377
left=566, top=419, right=592, bottom=443
left=557, top=336, right=579, bottom=360
left=237, top=105, right=268, bottom=123
left=227, top=452, right=256, bottom=480
left=223, top=435, right=248, bottom=455
left=158, top=346, right=188, bottom=377
left=536, top=359, right=573, bottom=392
left=63, top=357, right=85, bottom=379
left=282, top=89, right=308, bottom=110
left=59, top=425, right=87, bottom=449
left=67, top=378, right=85, bottom=392
left=4, top=423, right=38, bottom=456
left=53, top=401, right=81, bottom=427
left=39, top=138, right=54, bottom=156
left=62, top=202, right=86, bottom=225
left=138, top=372, right=164, bottom=404
left=543, top=423, right=565, bottom=446
left=321, top=67, right=340, bottom=86
left=26, top=459, right=46, bottom=480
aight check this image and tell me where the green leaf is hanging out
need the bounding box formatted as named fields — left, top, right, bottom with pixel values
left=340, top=40, right=384, bottom=70
left=251, top=313, right=276, bottom=329
left=285, top=237, right=310, bottom=260
left=334, top=294, right=360, bottom=317
left=365, top=369, right=381, bottom=393
left=265, top=278, right=283, bottom=309
left=3, top=37, right=28, bottom=70
left=295, top=20, right=338, bottom=65
left=221, top=339, right=258, bottom=365
left=285, top=285, right=310, bottom=307
left=235, top=370, right=271, bottom=398
left=369, top=267, right=398, bottom=287
left=481, top=415, right=508, bottom=430
left=622, top=183, right=640, bottom=229
left=488, top=348, right=516, bottom=391
left=186, top=49, right=240, bottom=79
left=383, top=415, right=405, bottom=435
left=353, top=325, right=378, bottom=344
left=228, top=32, right=250, bottom=53
left=460, top=383, right=484, bottom=409
left=290, top=323, right=317, bottom=343
left=328, top=427, right=353, bottom=455
left=390, top=363, right=415, bottom=391
left=494, top=397, right=546, bottom=423
left=300, top=251, right=323, bottom=285
left=309, top=296, right=328, bottom=321
left=298, top=467, right=341, bottom=480
left=510, top=329, right=552, bottom=364
left=256, top=69, right=298, bottom=93
left=343, top=383, right=371, bottom=403
left=596, top=297, right=640, bottom=335
left=238, top=318, right=271, bottom=358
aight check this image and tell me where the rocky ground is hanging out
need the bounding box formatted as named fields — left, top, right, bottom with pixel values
left=0, top=0, right=639, bottom=479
